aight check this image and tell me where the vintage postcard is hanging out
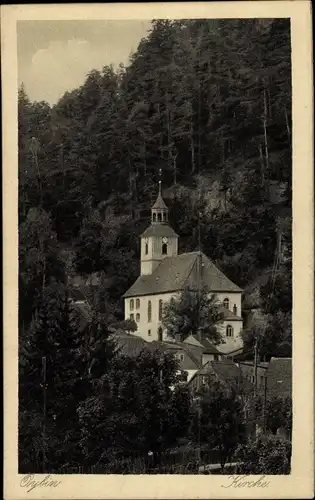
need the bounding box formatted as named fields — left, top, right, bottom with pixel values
left=2, top=1, right=314, bottom=499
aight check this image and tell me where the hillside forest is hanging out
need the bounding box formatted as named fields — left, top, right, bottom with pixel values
left=19, top=18, right=292, bottom=360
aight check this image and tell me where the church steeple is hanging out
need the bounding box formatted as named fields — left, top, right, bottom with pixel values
left=140, top=169, right=178, bottom=275
left=151, top=169, right=168, bottom=224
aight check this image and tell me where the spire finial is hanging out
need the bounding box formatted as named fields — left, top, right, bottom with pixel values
left=158, top=168, right=162, bottom=195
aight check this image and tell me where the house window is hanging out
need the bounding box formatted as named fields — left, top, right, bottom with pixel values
left=223, top=298, right=229, bottom=309
left=202, top=376, right=208, bottom=385
left=233, top=304, right=237, bottom=315
left=130, top=299, right=134, bottom=311
left=163, top=212, right=167, bottom=221
left=157, top=213, right=162, bottom=222
left=162, top=243, right=167, bottom=255
left=176, top=353, right=184, bottom=362
left=130, top=313, right=134, bottom=321
left=226, top=325, right=234, bottom=337
left=136, top=298, right=140, bottom=309
left=148, top=300, right=152, bottom=322
left=158, top=299, right=163, bottom=321
left=148, top=329, right=151, bottom=336
left=145, top=242, right=148, bottom=255
left=136, top=313, right=140, bottom=323
left=158, top=326, right=163, bottom=342
left=179, top=371, right=188, bottom=382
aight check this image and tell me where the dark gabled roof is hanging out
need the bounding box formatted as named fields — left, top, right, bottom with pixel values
left=218, top=307, right=243, bottom=321
left=265, top=357, right=292, bottom=397
left=211, top=359, right=244, bottom=387
left=123, top=251, right=242, bottom=298
left=141, top=224, right=178, bottom=238
left=151, top=341, right=202, bottom=368
left=114, top=333, right=157, bottom=358
left=152, top=193, right=168, bottom=210
left=239, top=361, right=269, bottom=369
left=189, top=359, right=253, bottom=392
left=191, top=337, right=223, bottom=355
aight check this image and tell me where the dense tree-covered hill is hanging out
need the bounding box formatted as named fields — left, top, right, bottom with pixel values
left=19, top=18, right=292, bottom=358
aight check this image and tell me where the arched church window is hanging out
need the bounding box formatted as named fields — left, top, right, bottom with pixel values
left=158, top=326, right=163, bottom=342
left=145, top=242, right=148, bottom=255
left=223, top=298, right=229, bottom=309
left=157, top=213, right=162, bottom=222
left=130, top=299, right=134, bottom=311
left=158, top=299, right=163, bottom=321
left=226, top=325, right=234, bottom=337
left=136, top=298, right=140, bottom=309
left=148, top=301, right=152, bottom=322
left=153, top=213, right=156, bottom=222
left=162, top=243, right=167, bottom=255
left=163, top=212, right=167, bottom=221
left=233, top=304, right=237, bottom=316
left=136, top=313, right=140, bottom=323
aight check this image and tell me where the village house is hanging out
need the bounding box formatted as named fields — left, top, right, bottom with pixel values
left=188, top=358, right=253, bottom=397
left=152, top=335, right=224, bottom=383
left=122, top=183, right=244, bottom=354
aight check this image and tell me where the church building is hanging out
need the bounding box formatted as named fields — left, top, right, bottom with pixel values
left=123, top=182, right=244, bottom=354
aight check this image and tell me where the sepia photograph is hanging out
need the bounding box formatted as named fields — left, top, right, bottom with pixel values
left=17, top=16, right=293, bottom=475
left=2, top=2, right=313, bottom=499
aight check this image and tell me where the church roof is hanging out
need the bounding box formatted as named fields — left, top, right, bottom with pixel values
left=123, top=251, right=242, bottom=298
left=152, top=193, right=168, bottom=210
left=218, top=307, right=243, bottom=321
left=141, top=224, right=178, bottom=238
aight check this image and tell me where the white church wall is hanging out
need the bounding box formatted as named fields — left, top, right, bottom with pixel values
left=125, top=291, right=243, bottom=347
left=217, top=319, right=243, bottom=353
left=214, top=292, right=242, bottom=315
left=125, top=291, right=180, bottom=342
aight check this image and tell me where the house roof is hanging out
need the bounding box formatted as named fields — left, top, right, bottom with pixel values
left=189, top=359, right=253, bottom=392
left=239, top=361, right=269, bottom=369
left=152, top=340, right=202, bottom=368
left=183, top=335, right=204, bottom=348
left=189, top=337, right=222, bottom=355
left=218, top=307, right=243, bottom=321
left=141, top=224, right=178, bottom=238
left=113, top=332, right=157, bottom=357
left=265, top=357, right=292, bottom=397
left=123, top=251, right=242, bottom=298
left=211, top=359, right=244, bottom=387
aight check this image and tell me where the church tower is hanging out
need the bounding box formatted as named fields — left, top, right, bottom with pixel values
left=140, top=172, right=178, bottom=275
